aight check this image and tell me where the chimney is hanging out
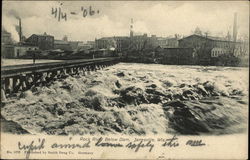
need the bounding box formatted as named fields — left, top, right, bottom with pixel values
left=130, top=18, right=134, bottom=38
left=19, top=18, right=22, bottom=43
left=233, top=12, right=237, bottom=42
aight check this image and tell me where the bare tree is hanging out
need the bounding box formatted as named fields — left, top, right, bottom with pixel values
left=194, top=27, right=203, bottom=36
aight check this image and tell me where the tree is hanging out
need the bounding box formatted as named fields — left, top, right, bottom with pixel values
left=194, top=27, right=203, bottom=36
left=62, top=35, right=68, bottom=41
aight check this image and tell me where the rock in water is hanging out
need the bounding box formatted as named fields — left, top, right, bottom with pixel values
left=19, top=90, right=33, bottom=98
left=163, top=100, right=210, bottom=135
left=1, top=116, right=29, bottom=134
left=116, top=72, right=125, bottom=77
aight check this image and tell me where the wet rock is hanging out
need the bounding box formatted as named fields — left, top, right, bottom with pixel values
left=183, top=90, right=194, bottom=96
left=113, top=89, right=120, bottom=95
left=85, top=89, right=97, bottom=97
left=127, top=110, right=138, bottom=116
left=221, top=92, right=229, bottom=97
left=116, top=72, right=125, bottom=77
left=19, top=90, right=33, bottom=98
left=145, top=88, right=166, bottom=104
left=65, top=119, right=77, bottom=126
left=146, top=94, right=162, bottom=104
left=203, top=81, right=214, bottom=92
left=79, top=96, right=106, bottom=111
left=163, top=80, right=175, bottom=87
left=65, top=102, right=79, bottom=109
left=173, top=93, right=183, bottom=100
left=57, top=108, right=65, bottom=116
left=60, top=84, right=72, bottom=90
left=211, top=92, right=220, bottom=96
left=145, top=88, right=165, bottom=96
left=232, top=89, right=242, bottom=95
left=180, top=83, right=186, bottom=88
left=115, top=80, right=122, bottom=88
left=111, top=123, right=122, bottom=132
left=147, top=84, right=157, bottom=88
left=43, top=121, right=65, bottom=130
left=120, top=86, right=148, bottom=105
left=1, top=116, right=30, bottom=134
left=163, top=100, right=210, bottom=135
left=197, top=85, right=208, bottom=96
left=163, top=100, right=186, bottom=108
left=31, top=86, right=40, bottom=93
left=45, top=103, right=66, bottom=115
left=91, top=80, right=103, bottom=85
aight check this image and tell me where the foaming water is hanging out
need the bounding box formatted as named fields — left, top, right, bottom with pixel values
left=1, top=63, right=248, bottom=135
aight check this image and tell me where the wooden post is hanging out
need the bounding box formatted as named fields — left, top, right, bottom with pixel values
left=33, top=73, right=42, bottom=86
left=13, top=76, right=21, bottom=93
left=13, top=76, right=18, bottom=90
left=20, top=74, right=27, bottom=91
left=87, top=66, right=92, bottom=75
left=1, top=88, right=7, bottom=102
left=1, top=78, right=7, bottom=101
left=63, top=68, right=67, bottom=75
left=41, top=73, right=47, bottom=85
left=82, top=67, right=86, bottom=76
left=25, top=74, right=33, bottom=90
left=5, top=78, right=11, bottom=94
left=78, top=67, right=83, bottom=75
left=70, top=68, right=74, bottom=75
left=46, top=72, right=52, bottom=82
left=51, top=70, right=58, bottom=80
left=76, top=67, right=80, bottom=75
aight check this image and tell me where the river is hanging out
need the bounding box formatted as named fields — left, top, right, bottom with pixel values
left=1, top=63, right=248, bottom=135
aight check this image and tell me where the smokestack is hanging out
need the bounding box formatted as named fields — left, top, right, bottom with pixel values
left=233, top=12, right=237, bottom=42
left=130, top=18, right=134, bottom=38
left=19, top=18, right=22, bottom=43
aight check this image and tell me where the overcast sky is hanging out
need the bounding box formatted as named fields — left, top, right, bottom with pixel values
left=2, top=1, right=249, bottom=42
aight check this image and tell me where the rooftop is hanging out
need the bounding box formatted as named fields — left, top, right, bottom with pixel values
left=54, top=40, right=70, bottom=45
left=179, top=34, right=236, bottom=42
left=33, top=32, right=53, bottom=37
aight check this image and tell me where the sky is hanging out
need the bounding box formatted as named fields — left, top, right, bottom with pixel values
left=2, top=1, right=249, bottom=42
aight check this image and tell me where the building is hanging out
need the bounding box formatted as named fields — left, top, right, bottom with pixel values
left=86, top=41, right=95, bottom=48
left=54, top=40, right=72, bottom=51
left=114, top=36, right=130, bottom=52
left=156, top=37, right=179, bottom=48
left=14, top=45, right=39, bottom=58
left=179, top=34, right=245, bottom=56
left=129, top=34, right=148, bottom=51
left=1, top=29, right=13, bottom=44
left=95, top=37, right=116, bottom=49
left=68, top=41, right=80, bottom=50
left=1, top=29, right=14, bottom=58
left=155, top=47, right=195, bottom=65
left=211, top=48, right=227, bottom=57
left=25, top=32, right=54, bottom=50
left=166, top=38, right=179, bottom=48
left=178, top=34, right=246, bottom=65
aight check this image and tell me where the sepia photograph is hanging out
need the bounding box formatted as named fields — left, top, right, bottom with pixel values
left=1, top=0, right=249, bottom=159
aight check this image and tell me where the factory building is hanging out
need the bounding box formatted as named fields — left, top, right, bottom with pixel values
left=25, top=32, right=54, bottom=50
left=54, top=40, right=72, bottom=51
